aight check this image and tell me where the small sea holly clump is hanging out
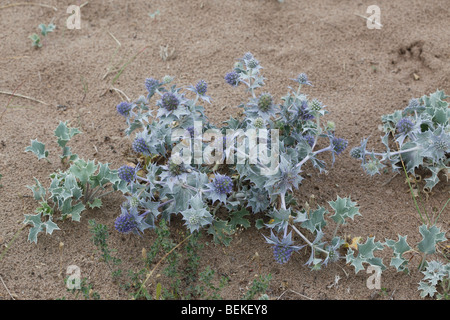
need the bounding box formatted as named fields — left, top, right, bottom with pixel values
left=351, top=89, right=449, bottom=191
left=418, top=260, right=450, bottom=299
left=23, top=122, right=128, bottom=243
left=115, top=52, right=352, bottom=268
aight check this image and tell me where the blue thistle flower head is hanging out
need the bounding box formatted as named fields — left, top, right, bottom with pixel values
left=114, top=206, right=152, bottom=235
left=145, top=78, right=160, bottom=96
left=116, top=101, right=132, bottom=117
left=225, top=71, right=240, bottom=87
left=294, top=73, right=312, bottom=86
left=115, top=212, right=138, bottom=234
left=242, top=52, right=254, bottom=61
left=118, top=165, right=136, bottom=183
left=396, top=118, right=414, bottom=134
left=273, top=245, right=294, bottom=264
left=161, top=92, right=180, bottom=111
left=246, top=58, right=259, bottom=69
left=332, top=137, right=348, bottom=155
left=213, top=174, right=233, bottom=195
left=303, top=134, right=315, bottom=148
left=206, top=173, right=233, bottom=204
left=132, top=137, right=150, bottom=154
left=264, top=231, right=301, bottom=265
left=186, top=126, right=196, bottom=139
left=297, top=100, right=315, bottom=121
left=195, top=80, right=208, bottom=96
left=309, top=98, right=324, bottom=112
left=257, top=93, right=273, bottom=112
left=350, top=146, right=363, bottom=159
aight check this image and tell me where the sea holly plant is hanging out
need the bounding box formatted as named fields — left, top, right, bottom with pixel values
left=350, top=90, right=449, bottom=192
left=29, top=23, right=55, bottom=48
left=23, top=122, right=127, bottom=243
left=113, top=52, right=358, bottom=269
left=418, top=260, right=450, bottom=300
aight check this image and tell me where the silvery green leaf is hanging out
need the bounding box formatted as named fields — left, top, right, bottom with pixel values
left=60, top=200, right=86, bottom=222
left=39, top=23, right=55, bottom=36
left=385, top=235, right=411, bottom=272
left=29, top=34, right=42, bottom=47
left=69, top=159, right=97, bottom=185
left=207, top=219, right=234, bottom=246
left=346, top=237, right=385, bottom=274
left=418, top=281, right=438, bottom=298
left=180, top=194, right=212, bottom=233
left=27, top=178, right=46, bottom=201
left=25, top=139, right=49, bottom=160
left=63, top=173, right=83, bottom=201
left=417, top=224, right=447, bottom=255
left=90, top=163, right=116, bottom=188
left=266, top=208, right=291, bottom=231
left=43, top=218, right=60, bottom=235
left=54, top=121, right=80, bottom=148
left=88, top=198, right=102, bottom=209
left=60, top=146, right=78, bottom=162
left=255, top=219, right=265, bottom=230
left=35, top=201, right=53, bottom=216
left=23, top=213, right=44, bottom=243
left=421, top=260, right=446, bottom=286
left=229, top=208, right=250, bottom=229
left=328, top=196, right=361, bottom=225
left=424, top=164, right=447, bottom=191
left=301, top=206, right=327, bottom=233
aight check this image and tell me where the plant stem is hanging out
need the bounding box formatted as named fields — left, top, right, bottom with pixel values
left=290, top=224, right=329, bottom=256
left=434, top=197, right=450, bottom=225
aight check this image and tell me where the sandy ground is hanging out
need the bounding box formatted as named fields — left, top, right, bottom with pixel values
left=0, top=0, right=448, bottom=300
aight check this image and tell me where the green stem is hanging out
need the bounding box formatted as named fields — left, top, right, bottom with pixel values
left=290, top=224, right=329, bottom=256
left=434, top=197, right=450, bottom=225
